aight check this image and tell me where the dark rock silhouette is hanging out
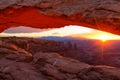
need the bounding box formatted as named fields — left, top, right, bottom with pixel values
left=0, top=37, right=120, bottom=80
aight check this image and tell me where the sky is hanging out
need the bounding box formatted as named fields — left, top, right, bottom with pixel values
left=0, top=25, right=120, bottom=40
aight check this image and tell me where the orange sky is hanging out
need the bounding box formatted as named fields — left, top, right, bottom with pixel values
left=0, top=25, right=120, bottom=40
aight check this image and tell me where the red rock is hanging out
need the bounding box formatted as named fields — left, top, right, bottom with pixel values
left=0, top=7, right=81, bottom=32
left=0, top=59, right=47, bottom=80
left=0, top=0, right=120, bottom=34
left=40, top=64, right=67, bottom=80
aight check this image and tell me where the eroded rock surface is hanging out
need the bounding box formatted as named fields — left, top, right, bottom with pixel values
left=0, top=0, right=120, bottom=34
left=0, top=37, right=120, bottom=80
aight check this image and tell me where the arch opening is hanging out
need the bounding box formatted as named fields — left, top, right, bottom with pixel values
left=1, top=25, right=120, bottom=41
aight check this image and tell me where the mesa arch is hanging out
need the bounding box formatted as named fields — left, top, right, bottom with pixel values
left=0, top=0, right=120, bottom=35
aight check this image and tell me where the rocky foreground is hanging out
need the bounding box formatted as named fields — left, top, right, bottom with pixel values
left=0, top=37, right=120, bottom=80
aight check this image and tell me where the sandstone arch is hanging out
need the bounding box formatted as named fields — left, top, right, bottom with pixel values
left=0, top=0, right=120, bottom=35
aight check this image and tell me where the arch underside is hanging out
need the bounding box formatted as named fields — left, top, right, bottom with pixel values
left=0, top=0, right=120, bottom=35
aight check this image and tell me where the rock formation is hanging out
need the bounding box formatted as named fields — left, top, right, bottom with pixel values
left=2, top=37, right=120, bottom=68
left=0, top=0, right=120, bottom=34
left=0, top=37, right=120, bottom=80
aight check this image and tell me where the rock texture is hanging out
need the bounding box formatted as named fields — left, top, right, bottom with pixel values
left=0, top=0, right=120, bottom=34
left=0, top=37, right=120, bottom=80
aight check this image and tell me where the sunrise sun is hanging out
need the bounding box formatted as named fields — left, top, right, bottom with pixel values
left=97, top=34, right=109, bottom=42
left=93, top=33, right=120, bottom=42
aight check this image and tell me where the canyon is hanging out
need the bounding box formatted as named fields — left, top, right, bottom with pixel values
left=0, top=37, right=120, bottom=80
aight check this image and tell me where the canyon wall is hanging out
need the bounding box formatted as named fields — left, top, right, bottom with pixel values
left=0, top=0, right=120, bottom=34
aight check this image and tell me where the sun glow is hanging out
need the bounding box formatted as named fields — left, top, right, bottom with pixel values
left=1, top=26, right=120, bottom=41
left=92, top=33, right=120, bottom=41
left=95, top=34, right=110, bottom=42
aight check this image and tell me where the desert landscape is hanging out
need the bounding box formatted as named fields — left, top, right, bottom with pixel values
left=1, top=0, right=120, bottom=80
left=0, top=37, right=120, bottom=80
left=41, top=36, right=120, bottom=67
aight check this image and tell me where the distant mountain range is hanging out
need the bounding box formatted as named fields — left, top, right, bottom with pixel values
left=3, top=26, right=51, bottom=33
